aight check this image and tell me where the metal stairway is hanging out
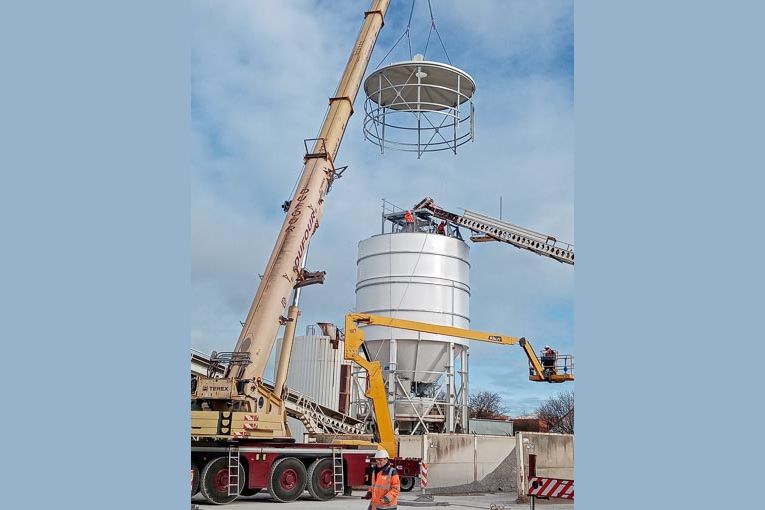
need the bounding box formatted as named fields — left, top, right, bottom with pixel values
left=260, top=380, right=367, bottom=435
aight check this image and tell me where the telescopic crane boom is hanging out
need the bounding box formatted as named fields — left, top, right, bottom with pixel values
left=229, top=0, right=391, bottom=382
left=192, top=0, right=391, bottom=441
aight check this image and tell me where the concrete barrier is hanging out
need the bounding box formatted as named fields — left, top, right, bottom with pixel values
left=311, top=431, right=572, bottom=496
left=399, top=433, right=517, bottom=493
left=515, top=432, right=574, bottom=501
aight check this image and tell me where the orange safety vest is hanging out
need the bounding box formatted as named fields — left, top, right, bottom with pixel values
left=366, top=463, right=400, bottom=509
left=404, top=211, right=414, bottom=223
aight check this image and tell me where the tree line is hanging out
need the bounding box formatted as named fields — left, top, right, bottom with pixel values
left=468, top=389, right=574, bottom=434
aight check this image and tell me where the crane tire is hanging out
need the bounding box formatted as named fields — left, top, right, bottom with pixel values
left=268, top=457, right=307, bottom=502
left=306, top=458, right=336, bottom=501
left=199, top=457, right=244, bottom=505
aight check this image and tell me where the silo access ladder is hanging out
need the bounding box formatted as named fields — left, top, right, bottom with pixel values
left=413, top=197, right=574, bottom=265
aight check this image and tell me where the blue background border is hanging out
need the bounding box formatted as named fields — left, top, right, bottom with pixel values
left=1, top=1, right=188, bottom=508
left=576, top=1, right=764, bottom=508
left=2, top=1, right=763, bottom=508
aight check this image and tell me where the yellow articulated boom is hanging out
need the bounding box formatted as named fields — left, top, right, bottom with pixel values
left=334, top=313, right=574, bottom=457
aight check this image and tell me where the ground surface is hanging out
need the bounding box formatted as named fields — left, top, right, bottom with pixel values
left=192, top=490, right=573, bottom=509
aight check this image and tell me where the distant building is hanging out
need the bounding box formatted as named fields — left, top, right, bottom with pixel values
left=469, top=418, right=513, bottom=435
left=510, top=415, right=549, bottom=434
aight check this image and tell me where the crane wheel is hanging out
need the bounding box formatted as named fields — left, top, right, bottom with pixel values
left=306, top=458, right=336, bottom=501
left=191, top=463, right=200, bottom=497
left=268, top=457, right=307, bottom=502
left=199, top=457, right=244, bottom=505
left=400, top=476, right=415, bottom=492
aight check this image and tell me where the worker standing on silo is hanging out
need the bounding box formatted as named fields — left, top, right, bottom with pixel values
left=404, top=210, right=415, bottom=232
left=363, top=449, right=400, bottom=510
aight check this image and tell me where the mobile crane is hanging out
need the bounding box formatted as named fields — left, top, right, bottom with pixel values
left=191, top=0, right=415, bottom=505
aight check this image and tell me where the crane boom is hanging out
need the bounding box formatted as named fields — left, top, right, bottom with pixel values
left=413, top=197, right=574, bottom=265
left=228, top=0, right=391, bottom=380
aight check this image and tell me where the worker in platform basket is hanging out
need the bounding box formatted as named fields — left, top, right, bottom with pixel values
left=363, top=449, right=400, bottom=510
left=403, top=210, right=415, bottom=232
left=436, top=220, right=447, bottom=235
left=541, top=345, right=557, bottom=377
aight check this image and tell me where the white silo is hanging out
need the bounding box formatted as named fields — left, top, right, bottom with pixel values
left=355, top=209, right=470, bottom=434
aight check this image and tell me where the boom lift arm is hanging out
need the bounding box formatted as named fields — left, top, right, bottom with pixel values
left=338, top=313, right=574, bottom=458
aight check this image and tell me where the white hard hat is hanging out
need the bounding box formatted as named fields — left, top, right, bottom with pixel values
left=544, top=345, right=551, bottom=349
left=373, top=449, right=389, bottom=459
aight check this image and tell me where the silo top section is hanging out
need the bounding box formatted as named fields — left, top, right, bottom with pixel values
left=364, top=59, right=476, bottom=112
left=356, top=233, right=471, bottom=342
left=357, top=233, right=470, bottom=289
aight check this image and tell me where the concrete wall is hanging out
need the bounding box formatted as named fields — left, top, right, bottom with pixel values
left=399, top=433, right=517, bottom=493
left=515, top=432, right=574, bottom=499
left=310, top=431, right=573, bottom=497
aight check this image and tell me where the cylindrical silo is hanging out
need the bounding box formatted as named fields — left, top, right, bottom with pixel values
left=355, top=232, right=470, bottom=434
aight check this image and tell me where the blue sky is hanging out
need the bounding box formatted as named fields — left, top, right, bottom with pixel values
left=191, top=0, right=573, bottom=415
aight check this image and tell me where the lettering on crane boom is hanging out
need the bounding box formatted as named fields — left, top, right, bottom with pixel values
left=487, top=335, right=502, bottom=343
left=282, top=186, right=318, bottom=275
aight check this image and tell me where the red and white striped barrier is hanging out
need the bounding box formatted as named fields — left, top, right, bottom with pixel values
left=419, top=462, right=428, bottom=488
left=528, top=477, right=574, bottom=500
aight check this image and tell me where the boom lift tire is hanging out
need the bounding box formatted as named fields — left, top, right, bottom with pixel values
left=268, top=457, right=307, bottom=502
left=306, top=457, right=336, bottom=501
left=191, top=463, right=200, bottom=497
left=199, top=457, right=245, bottom=505
left=400, top=476, right=415, bottom=492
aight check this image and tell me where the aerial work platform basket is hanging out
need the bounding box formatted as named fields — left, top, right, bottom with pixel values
left=529, top=352, right=574, bottom=383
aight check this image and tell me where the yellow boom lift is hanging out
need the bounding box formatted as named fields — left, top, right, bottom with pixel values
left=324, top=313, right=574, bottom=458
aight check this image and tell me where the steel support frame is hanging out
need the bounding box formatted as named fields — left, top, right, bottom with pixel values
left=349, top=344, right=468, bottom=434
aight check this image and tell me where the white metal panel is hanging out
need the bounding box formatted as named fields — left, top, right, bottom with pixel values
left=273, top=334, right=342, bottom=410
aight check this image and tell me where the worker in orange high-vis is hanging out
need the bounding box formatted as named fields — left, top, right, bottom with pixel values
left=363, top=449, right=400, bottom=510
left=403, top=210, right=415, bottom=232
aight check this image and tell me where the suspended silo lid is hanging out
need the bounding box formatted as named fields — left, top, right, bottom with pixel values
left=364, top=58, right=476, bottom=112
left=362, top=55, right=476, bottom=157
